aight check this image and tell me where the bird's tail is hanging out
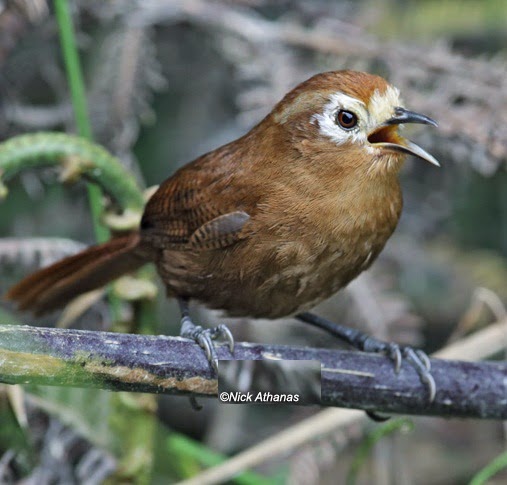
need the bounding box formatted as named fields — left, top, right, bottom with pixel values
left=5, top=233, right=147, bottom=316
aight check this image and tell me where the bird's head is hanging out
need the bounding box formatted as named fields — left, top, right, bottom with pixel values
left=270, top=70, right=439, bottom=177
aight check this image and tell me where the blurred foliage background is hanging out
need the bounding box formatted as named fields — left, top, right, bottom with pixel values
left=0, top=0, right=506, bottom=483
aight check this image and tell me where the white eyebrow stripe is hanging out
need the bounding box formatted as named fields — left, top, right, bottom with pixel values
left=328, top=92, right=366, bottom=109
left=311, top=92, right=368, bottom=146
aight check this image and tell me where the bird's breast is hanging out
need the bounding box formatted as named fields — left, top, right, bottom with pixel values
left=246, top=180, right=403, bottom=316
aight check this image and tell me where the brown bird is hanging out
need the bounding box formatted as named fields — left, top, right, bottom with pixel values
left=5, top=70, right=440, bottom=398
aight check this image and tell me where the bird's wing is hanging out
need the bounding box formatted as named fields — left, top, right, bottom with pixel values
left=140, top=161, right=251, bottom=250
left=188, top=211, right=250, bottom=249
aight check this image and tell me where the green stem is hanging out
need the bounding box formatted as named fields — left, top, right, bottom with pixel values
left=470, top=450, right=507, bottom=485
left=0, top=132, right=144, bottom=213
left=53, top=0, right=106, bottom=243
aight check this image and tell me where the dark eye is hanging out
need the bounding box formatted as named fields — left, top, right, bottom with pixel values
left=335, top=110, right=358, bottom=130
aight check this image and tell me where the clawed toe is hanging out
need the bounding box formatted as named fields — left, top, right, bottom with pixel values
left=364, top=344, right=434, bottom=422
left=209, top=324, right=235, bottom=353
left=382, top=344, right=435, bottom=402
left=403, top=347, right=436, bottom=402
left=385, top=343, right=402, bottom=373
left=346, top=334, right=435, bottom=402
left=180, top=320, right=235, bottom=373
left=179, top=299, right=235, bottom=359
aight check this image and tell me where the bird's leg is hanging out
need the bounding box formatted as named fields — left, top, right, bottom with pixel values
left=296, top=312, right=436, bottom=402
left=178, top=298, right=235, bottom=372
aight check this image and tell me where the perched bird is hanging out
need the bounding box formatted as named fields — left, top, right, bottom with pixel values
left=6, top=70, right=440, bottom=398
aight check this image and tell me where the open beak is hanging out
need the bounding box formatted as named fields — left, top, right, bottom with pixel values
left=368, top=107, right=440, bottom=167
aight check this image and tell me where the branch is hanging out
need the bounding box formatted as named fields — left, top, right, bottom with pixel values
left=179, top=320, right=507, bottom=485
left=0, top=324, right=505, bottom=419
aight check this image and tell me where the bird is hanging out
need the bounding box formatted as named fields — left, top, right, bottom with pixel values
left=5, top=70, right=440, bottom=399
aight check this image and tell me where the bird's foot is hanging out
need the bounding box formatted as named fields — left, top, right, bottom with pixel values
left=178, top=298, right=235, bottom=410
left=180, top=315, right=235, bottom=372
left=359, top=337, right=435, bottom=402
left=296, top=312, right=436, bottom=402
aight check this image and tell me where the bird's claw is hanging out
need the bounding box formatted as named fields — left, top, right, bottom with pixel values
left=382, top=344, right=435, bottom=402
left=386, top=343, right=402, bottom=373
left=360, top=335, right=434, bottom=402
left=208, top=324, right=235, bottom=353
left=403, top=347, right=436, bottom=402
left=182, top=323, right=235, bottom=373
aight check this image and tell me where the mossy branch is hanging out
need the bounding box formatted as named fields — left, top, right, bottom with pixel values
left=0, top=324, right=506, bottom=419
left=0, top=132, right=145, bottom=229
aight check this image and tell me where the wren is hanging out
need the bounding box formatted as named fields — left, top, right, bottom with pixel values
left=6, top=71, right=440, bottom=398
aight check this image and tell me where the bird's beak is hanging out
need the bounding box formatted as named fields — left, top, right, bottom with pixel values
left=368, top=107, right=440, bottom=167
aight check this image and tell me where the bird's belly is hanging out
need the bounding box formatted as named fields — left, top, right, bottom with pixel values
left=158, top=234, right=383, bottom=319
left=244, top=240, right=380, bottom=318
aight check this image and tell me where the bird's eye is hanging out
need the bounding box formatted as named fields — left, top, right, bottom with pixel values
left=335, top=110, right=358, bottom=130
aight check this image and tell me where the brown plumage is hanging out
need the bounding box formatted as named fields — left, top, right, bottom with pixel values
left=7, top=234, right=145, bottom=315
left=5, top=70, right=439, bottom=321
